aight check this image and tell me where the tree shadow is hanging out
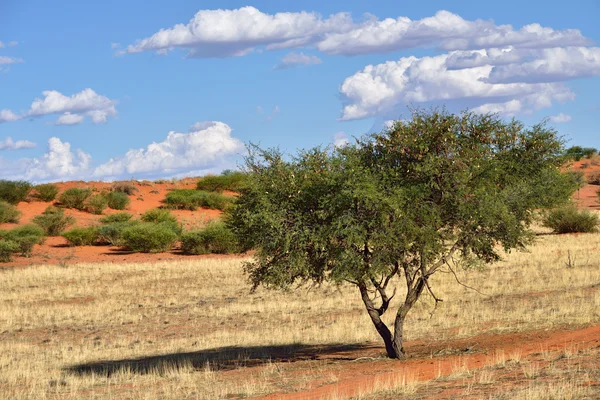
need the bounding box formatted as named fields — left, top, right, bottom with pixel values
left=64, top=343, right=372, bottom=377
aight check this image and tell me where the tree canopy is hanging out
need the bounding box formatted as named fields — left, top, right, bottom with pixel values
left=227, top=109, right=577, bottom=358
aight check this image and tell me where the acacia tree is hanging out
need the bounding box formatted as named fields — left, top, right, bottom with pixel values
left=227, top=110, right=576, bottom=359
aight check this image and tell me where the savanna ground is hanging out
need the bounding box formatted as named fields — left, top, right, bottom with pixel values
left=1, top=223, right=599, bottom=399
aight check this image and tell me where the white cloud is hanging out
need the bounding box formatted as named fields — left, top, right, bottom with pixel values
left=549, top=113, right=572, bottom=123
left=0, top=56, right=23, bottom=65
left=333, top=132, right=349, bottom=148
left=338, top=51, right=578, bottom=120
left=28, top=89, right=117, bottom=124
left=0, top=137, right=36, bottom=150
left=94, top=121, right=243, bottom=178
left=122, top=6, right=353, bottom=58
left=274, top=52, right=322, bottom=69
left=0, top=109, right=21, bottom=123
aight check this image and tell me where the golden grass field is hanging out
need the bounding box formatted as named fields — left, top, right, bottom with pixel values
left=1, top=223, right=599, bottom=399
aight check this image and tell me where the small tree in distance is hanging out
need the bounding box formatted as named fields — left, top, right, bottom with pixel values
left=228, top=109, right=576, bottom=359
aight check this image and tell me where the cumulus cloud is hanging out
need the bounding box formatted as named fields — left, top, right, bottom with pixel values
left=0, top=109, right=21, bottom=123
left=274, top=52, right=322, bottom=69
left=0, top=137, right=36, bottom=151
left=333, top=132, right=349, bottom=148
left=0, top=56, right=23, bottom=65
left=121, top=6, right=353, bottom=58
left=549, top=113, right=572, bottom=123
left=54, top=112, right=86, bottom=126
left=94, top=121, right=244, bottom=179
left=28, top=89, right=117, bottom=124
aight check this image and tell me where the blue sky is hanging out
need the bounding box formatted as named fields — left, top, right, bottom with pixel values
left=1, top=0, right=599, bottom=182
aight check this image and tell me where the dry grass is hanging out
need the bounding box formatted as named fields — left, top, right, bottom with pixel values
left=0, top=228, right=599, bottom=399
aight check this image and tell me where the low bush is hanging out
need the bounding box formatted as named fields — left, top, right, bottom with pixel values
left=97, top=221, right=139, bottom=246
left=196, top=171, right=247, bottom=193
left=164, top=189, right=232, bottom=211
left=0, top=225, right=44, bottom=257
left=0, top=201, right=21, bottom=223
left=99, top=212, right=134, bottom=224
left=181, top=222, right=240, bottom=255
left=141, top=208, right=177, bottom=224
left=62, top=227, right=99, bottom=246
left=86, top=194, right=108, bottom=215
left=121, top=222, right=178, bottom=253
left=33, top=183, right=59, bottom=202
left=112, top=182, right=139, bottom=195
left=0, top=180, right=32, bottom=205
left=588, top=171, right=600, bottom=185
left=542, top=204, right=599, bottom=234
left=106, top=191, right=130, bottom=210
left=0, top=240, right=19, bottom=262
left=59, top=187, right=92, bottom=210
left=32, top=206, right=75, bottom=236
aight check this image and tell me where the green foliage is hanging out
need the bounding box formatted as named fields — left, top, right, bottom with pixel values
left=86, top=194, right=108, bottom=215
left=196, top=171, right=247, bottom=192
left=0, top=201, right=21, bottom=223
left=0, top=225, right=44, bottom=257
left=141, top=208, right=177, bottom=224
left=228, top=109, right=576, bottom=358
left=59, top=187, right=92, bottom=210
left=33, top=183, right=59, bottom=202
left=97, top=221, right=139, bottom=246
left=121, top=222, right=178, bottom=253
left=163, top=189, right=232, bottom=211
left=106, top=191, right=130, bottom=210
left=32, top=206, right=75, bottom=236
left=0, top=180, right=32, bottom=205
left=564, top=146, right=599, bottom=161
left=62, top=227, right=99, bottom=246
left=542, top=204, right=598, bottom=234
left=582, top=147, right=598, bottom=159
left=99, top=212, right=134, bottom=223
left=112, top=182, right=139, bottom=195
left=0, top=240, right=19, bottom=262
left=181, top=222, right=240, bottom=255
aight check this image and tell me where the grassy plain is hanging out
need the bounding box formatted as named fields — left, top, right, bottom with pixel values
left=0, top=224, right=599, bottom=399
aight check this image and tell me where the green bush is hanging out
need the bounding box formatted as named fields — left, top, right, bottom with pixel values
left=59, top=187, right=92, bottom=210
left=0, top=180, right=32, bottom=205
left=97, top=221, right=139, bottom=246
left=62, top=227, right=99, bottom=246
left=582, top=147, right=598, bottom=159
left=0, top=225, right=44, bottom=257
left=196, top=171, right=247, bottom=193
left=100, top=212, right=134, bottom=224
left=122, top=222, right=178, bottom=253
left=32, top=206, right=75, bottom=236
left=106, top=191, right=130, bottom=210
left=542, top=204, right=599, bottom=234
left=0, top=240, right=19, bottom=262
left=141, top=208, right=177, bottom=224
left=181, top=222, right=240, bottom=255
left=164, top=189, right=232, bottom=211
left=112, top=182, right=139, bottom=195
left=0, top=201, right=21, bottom=223
left=33, top=183, right=59, bottom=202
left=85, top=194, right=108, bottom=215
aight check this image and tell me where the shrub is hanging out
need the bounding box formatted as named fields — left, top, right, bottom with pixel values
left=85, top=194, right=108, bottom=215
left=0, top=240, right=19, bottom=262
left=0, top=225, right=44, bottom=257
left=588, top=171, right=600, bottom=185
left=62, top=227, right=99, bottom=246
left=97, top=221, right=139, bottom=246
left=122, top=222, right=178, bottom=253
left=582, top=147, right=598, bottom=159
left=106, top=191, right=130, bottom=210
left=542, top=204, right=599, bottom=234
left=0, top=180, right=32, bottom=205
left=32, top=206, right=75, bottom=236
left=0, top=201, right=21, bottom=223
left=181, top=222, right=240, bottom=255
left=196, top=171, right=247, bottom=192
left=99, top=212, right=133, bottom=223
left=59, top=187, right=92, bottom=210
left=141, top=208, right=177, bottom=224
left=33, top=183, right=59, bottom=202
left=164, top=189, right=232, bottom=211
left=112, top=182, right=139, bottom=195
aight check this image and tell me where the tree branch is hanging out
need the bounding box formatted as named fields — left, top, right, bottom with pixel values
left=446, top=258, right=489, bottom=297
